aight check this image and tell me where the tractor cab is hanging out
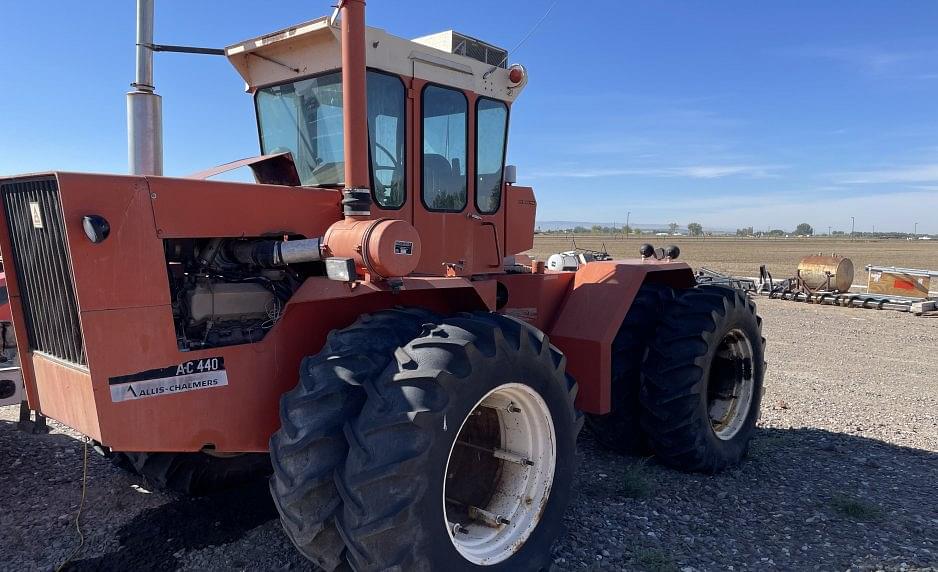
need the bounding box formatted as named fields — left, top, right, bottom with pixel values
left=225, top=18, right=534, bottom=275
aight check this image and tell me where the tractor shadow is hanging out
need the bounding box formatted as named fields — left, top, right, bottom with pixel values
left=0, top=412, right=285, bottom=572
left=3, top=409, right=935, bottom=571
left=572, top=426, right=938, bottom=570
left=64, top=479, right=281, bottom=571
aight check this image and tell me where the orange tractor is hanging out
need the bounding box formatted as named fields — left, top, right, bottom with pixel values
left=0, top=1, right=765, bottom=569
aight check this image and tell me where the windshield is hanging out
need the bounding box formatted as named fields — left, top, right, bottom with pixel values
left=256, top=72, right=345, bottom=187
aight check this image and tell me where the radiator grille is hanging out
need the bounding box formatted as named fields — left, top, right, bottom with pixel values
left=1, top=178, right=86, bottom=365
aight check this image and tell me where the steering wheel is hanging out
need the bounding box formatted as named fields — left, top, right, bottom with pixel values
left=372, top=142, right=404, bottom=205
left=374, top=142, right=401, bottom=172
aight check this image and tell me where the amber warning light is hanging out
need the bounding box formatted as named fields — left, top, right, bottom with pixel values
left=508, top=64, right=526, bottom=85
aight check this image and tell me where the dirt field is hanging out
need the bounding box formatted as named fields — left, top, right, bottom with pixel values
left=1, top=298, right=935, bottom=571
left=531, top=236, right=938, bottom=284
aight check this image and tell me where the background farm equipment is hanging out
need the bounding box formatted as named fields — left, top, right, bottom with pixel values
left=695, top=267, right=757, bottom=294
left=759, top=254, right=854, bottom=297
left=0, top=279, right=21, bottom=409
left=0, top=271, right=46, bottom=431
left=866, top=265, right=936, bottom=299
left=753, top=255, right=936, bottom=315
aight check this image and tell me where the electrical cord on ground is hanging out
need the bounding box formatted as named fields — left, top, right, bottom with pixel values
left=55, top=438, right=89, bottom=572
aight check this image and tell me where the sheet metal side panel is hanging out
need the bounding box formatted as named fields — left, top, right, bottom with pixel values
left=496, top=272, right=575, bottom=333
left=55, top=173, right=169, bottom=312
left=32, top=354, right=101, bottom=440
left=91, top=276, right=487, bottom=452
left=147, top=177, right=342, bottom=238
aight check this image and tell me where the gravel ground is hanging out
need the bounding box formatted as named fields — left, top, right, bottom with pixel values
left=1, top=298, right=936, bottom=571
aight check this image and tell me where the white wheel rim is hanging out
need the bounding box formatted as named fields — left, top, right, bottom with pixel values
left=442, top=383, right=557, bottom=565
left=707, top=328, right=755, bottom=440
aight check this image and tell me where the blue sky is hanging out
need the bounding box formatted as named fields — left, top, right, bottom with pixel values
left=2, top=1, right=937, bottom=233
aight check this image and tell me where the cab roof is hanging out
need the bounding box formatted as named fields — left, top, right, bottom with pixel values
left=225, top=16, right=526, bottom=101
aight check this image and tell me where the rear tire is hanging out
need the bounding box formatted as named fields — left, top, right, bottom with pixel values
left=111, top=451, right=271, bottom=495
left=269, top=308, right=437, bottom=571
left=585, top=283, right=673, bottom=455
left=640, top=285, right=766, bottom=473
left=337, top=313, right=582, bottom=571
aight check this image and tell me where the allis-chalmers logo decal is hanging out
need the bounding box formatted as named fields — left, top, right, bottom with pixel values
left=109, top=357, right=228, bottom=403
left=29, top=202, right=43, bottom=228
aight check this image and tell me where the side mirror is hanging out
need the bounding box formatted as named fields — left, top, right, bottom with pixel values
left=504, top=164, right=517, bottom=185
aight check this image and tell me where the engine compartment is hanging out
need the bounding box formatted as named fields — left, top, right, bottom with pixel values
left=164, top=237, right=322, bottom=350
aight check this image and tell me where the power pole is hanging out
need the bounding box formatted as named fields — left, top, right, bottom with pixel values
left=626, top=211, right=631, bottom=238
left=915, top=222, right=919, bottom=236
left=851, top=216, right=855, bottom=238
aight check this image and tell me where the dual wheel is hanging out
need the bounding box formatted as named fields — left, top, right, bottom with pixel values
left=586, top=283, right=766, bottom=472
left=270, top=309, right=581, bottom=571
left=111, top=310, right=581, bottom=570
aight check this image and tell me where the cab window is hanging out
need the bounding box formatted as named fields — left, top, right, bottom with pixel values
left=367, top=72, right=406, bottom=208
left=422, top=85, right=468, bottom=212
left=475, top=98, right=509, bottom=213
left=256, top=72, right=345, bottom=187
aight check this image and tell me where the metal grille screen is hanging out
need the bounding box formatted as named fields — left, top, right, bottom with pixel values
left=1, top=178, right=86, bottom=365
left=453, top=33, right=507, bottom=68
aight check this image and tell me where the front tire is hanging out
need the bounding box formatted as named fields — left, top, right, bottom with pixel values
left=337, top=313, right=582, bottom=571
left=269, top=308, right=437, bottom=571
left=640, top=285, right=766, bottom=473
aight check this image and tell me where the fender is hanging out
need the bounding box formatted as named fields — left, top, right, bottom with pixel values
left=547, top=260, right=695, bottom=414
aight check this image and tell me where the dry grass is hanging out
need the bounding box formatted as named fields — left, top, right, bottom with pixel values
left=531, top=235, right=938, bottom=283
left=618, top=459, right=654, bottom=499
left=829, top=494, right=883, bottom=521
left=633, top=547, right=678, bottom=572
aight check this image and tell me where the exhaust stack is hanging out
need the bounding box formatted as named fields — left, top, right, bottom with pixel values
left=127, top=0, right=163, bottom=176
left=339, top=0, right=371, bottom=217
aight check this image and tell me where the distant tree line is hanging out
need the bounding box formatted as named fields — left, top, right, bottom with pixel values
left=537, top=225, right=643, bottom=235
left=536, top=221, right=930, bottom=239
left=731, top=223, right=928, bottom=239
left=535, top=222, right=708, bottom=236
left=736, top=223, right=814, bottom=237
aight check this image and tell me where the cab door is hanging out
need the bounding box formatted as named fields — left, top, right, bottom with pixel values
left=468, top=96, right=510, bottom=274
left=413, top=81, right=475, bottom=275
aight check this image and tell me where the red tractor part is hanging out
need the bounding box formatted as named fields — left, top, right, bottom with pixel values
left=0, top=1, right=766, bottom=569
